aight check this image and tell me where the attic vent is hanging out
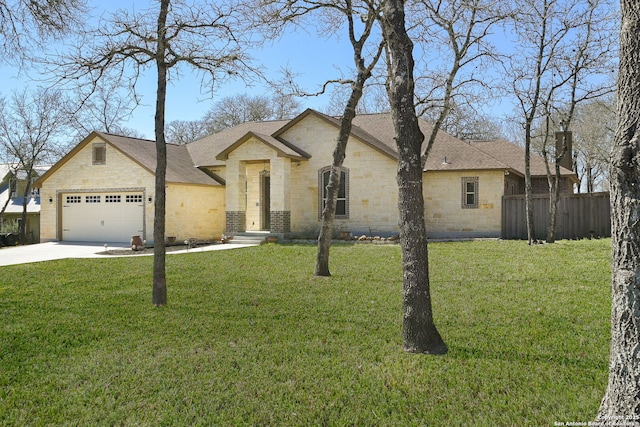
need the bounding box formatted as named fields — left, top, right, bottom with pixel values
left=92, top=143, right=106, bottom=165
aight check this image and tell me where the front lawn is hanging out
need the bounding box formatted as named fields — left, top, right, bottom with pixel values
left=0, top=239, right=611, bottom=425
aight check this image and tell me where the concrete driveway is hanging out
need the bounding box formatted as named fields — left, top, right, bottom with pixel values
left=0, top=241, right=257, bottom=267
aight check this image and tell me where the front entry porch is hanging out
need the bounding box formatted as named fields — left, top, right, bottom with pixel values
left=225, top=158, right=292, bottom=234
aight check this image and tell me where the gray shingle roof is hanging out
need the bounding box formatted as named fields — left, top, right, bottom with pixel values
left=41, top=111, right=576, bottom=190
left=36, top=133, right=221, bottom=187
left=186, top=110, right=576, bottom=181
left=467, top=139, right=575, bottom=178
left=187, top=120, right=289, bottom=167
left=215, top=131, right=310, bottom=161
left=94, top=132, right=220, bottom=186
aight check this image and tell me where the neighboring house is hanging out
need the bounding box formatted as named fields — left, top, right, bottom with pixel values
left=35, top=109, right=577, bottom=243
left=0, top=164, right=48, bottom=243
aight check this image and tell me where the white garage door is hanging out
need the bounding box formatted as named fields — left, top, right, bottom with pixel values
left=62, top=192, right=144, bottom=242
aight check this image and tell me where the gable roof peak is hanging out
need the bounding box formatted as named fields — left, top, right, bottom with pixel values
left=36, top=131, right=220, bottom=187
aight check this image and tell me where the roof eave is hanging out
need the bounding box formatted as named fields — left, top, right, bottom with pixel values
left=216, top=131, right=311, bottom=161
left=34, top=131, right=103, bottom=188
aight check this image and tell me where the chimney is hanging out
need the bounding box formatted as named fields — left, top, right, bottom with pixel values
left=555, top=130, right=573, bottom=171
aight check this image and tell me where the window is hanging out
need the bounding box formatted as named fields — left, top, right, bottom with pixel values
left=319, top=166, right=349, bottom=219
left=92, top=143, right=106, bottom=165
left=126, top=194, right=143, bottom=203
left=105, top=195, right=121, bottom=203
left=66, top=195, right=81, bottom=204
left=85, top=195, right=101, bottom=203
left=462, top=177, right=479, bottom=209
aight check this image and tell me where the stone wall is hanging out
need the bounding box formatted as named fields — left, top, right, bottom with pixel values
left=282, top=115, right=400, bottom=236
left=39, top=134, right=224, bottom=243
left=423, top=170, right=504, bottom=238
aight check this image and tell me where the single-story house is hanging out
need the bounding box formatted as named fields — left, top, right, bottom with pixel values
left=0, top=164, right=48, bottom=243
left=35, top=108, right=577, bottom=243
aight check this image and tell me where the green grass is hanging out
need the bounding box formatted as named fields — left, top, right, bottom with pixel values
left=0, top=239, right=611, bottom=426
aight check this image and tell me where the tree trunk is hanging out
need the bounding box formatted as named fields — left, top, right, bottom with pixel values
left=0, top=192, right=10, bottom=219
left=315, top=164, right=342, bottom=277
left=597, top=0, right=640, bottom=417
left=548, top=129, right=570, bottom=243
left=19, top=180, right=30, bottom=244
left=524, top=123, right=536, bottom=244
left=546, top=168, right=561, bottom=243
left=18, top=165, right=35, bottom=245
left=315, top=2, right=381, bottom=277
left=380, top=0, right=446, bottom=355
left=152, top=0, right=169, bottom=306
left=315, top=73, right=366, bottom=277
left=587, top=164, right=594, bottom=193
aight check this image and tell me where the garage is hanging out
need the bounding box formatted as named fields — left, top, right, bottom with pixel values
left=61, top=192, right=144, bottom=242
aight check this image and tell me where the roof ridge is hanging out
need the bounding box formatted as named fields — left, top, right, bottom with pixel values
left=99, top=131, right=190, bottom=148
left=96, top=131, right=155, bottom=144
left=464, top=139, right=512, bottom=169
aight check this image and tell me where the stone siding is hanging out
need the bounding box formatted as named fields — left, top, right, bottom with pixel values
left=39, top=134, right=223, bottom=243
left=165, top=184, right=225, bottom=241
left=282, top=115, right=400, bottom=237
left=423, top=170, right=504, bottom=238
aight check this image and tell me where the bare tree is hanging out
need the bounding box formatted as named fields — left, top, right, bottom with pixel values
left=204, top=94, right=273, bottom=132
left=542, top=0, right=616, bottom=243
left=506, top=0, right=616, bottom=244
left=372, top=0, right=507, bottom=354
left=597, top=0, right=640, bottom=417
left=271, top=92, right=303, bottom=121
left=0, top=0, right=86, bottom=63
left=253, top=0, right=384, bottom=277
left=573, top=97, right=615, bottom=192
left=420, top=100, right=504, bottom=140
left=0, top=162, right=17, bottom=221
left=380, top=0, right=447, bottom=354
left=320, top=77, right=389, bottom=116
left=507, top=0, right=577, bottom=244
left=202, top=93, right=301, bottom=134
left=0, top=88, right=70, bottom=244
left=410, top=0, right=510, bottom=160
left=313, top=0, right=384, bottom=277
left=166, top=119, right=208, bottom=145
left=51, top=0, right=255, bottom=306
left=164, top=91, right=300, bottom=145
left=68, top=78, right=145, bottom=140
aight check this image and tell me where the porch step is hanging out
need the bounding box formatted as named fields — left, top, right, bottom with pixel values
left=229, top=232, right=284, bottom=244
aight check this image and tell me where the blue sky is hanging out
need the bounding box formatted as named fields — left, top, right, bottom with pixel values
left=2, top=1, right=611, bottom=143
left=0, top=1, right=355, bottom=139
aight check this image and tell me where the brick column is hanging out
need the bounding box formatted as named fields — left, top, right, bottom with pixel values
left=270, top=211, right=291, bottom=233
left=226, top=211, right=246, bottom=233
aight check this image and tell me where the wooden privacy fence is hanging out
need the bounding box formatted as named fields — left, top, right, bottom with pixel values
left=502, top=192, right=611, bottom=240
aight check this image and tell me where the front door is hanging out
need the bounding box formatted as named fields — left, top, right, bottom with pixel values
left=261, top=174, right=270, bottom=230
